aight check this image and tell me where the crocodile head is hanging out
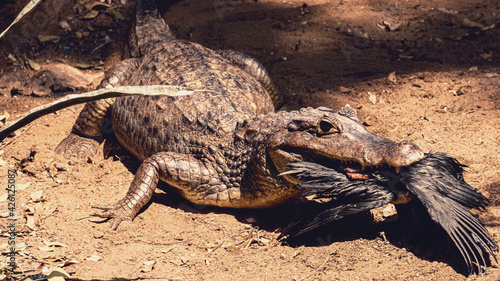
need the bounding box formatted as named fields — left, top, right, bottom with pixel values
left=266, top=105, right=424, bottom=184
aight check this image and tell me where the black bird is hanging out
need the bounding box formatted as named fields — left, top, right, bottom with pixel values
left=280, top=153, right=498, bottom=276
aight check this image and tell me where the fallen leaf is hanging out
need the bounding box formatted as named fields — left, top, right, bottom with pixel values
left=85, top=1, right=111, bottom=11
left=86, top=254, right=102, bottom=261
left=57, top=260, right=79, bottom=268
left=42, top=202, right=57, bottom=216
left=37, top=35, right=61, bottom=43
left=141, top=260, right=156, bottom=272
left=46, top=267, right=70, bottom=281
left=75, top=31, right=84, bottom=39
left=40, top=254, right=59, bottom=260
left=30, top=190, right=44, bottom=202
left=15, top=242, right=26, bottom=252
left=83, top=10, right=99, bottom=19
left=59, top=21, right=71, bottom=31
left=367, top=92, right=377, bottom=104
left=15, top=182, right=31, bottom=191
left=36, top=63, right=102, bottom=90
left=26, top=205, right=36, bottom=215
left=45, top=241, right=67, bottom=248
left=109, top=9, right=125, bottom=20
left=437, top=7, right=458, bottom=15
left=7, top=53, right=17, bottom=63
left=26, top=216, right=36, bottom=230
left=75, top=63, right=95, bottom=69
left=480, top=52, right=492, bottom=60
left=339, top=86, right=351, bottom=93
left=462, top=17, right=485, bottom=28
left=387, top=72, right=397, bottom=84
left=381, top=20, right=401, bottom=31
left=39, top=242, right=55, bottom=252
left=10, top=81, right=22, bottom=90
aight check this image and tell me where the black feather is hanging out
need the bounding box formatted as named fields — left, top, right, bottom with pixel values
left=280, top=153, right=498, bottom=275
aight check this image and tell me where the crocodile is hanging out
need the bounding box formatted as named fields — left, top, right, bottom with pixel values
left=53, top=0, right=497, bottom=275
left=56, top=0, right=423, bottom=228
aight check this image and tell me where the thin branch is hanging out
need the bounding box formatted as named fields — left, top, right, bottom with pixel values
left=0, top=85, right=198, bottom=141
left=299, top=253, right=332, bottom=281
left=0, top=0, right=44, bottom=40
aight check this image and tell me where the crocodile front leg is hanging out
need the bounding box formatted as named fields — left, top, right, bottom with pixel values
left=92, top=151, right=231, bottom=230
left=217, top=49, right=282, bottom=109
left=55, top=58, right=141, bottom=158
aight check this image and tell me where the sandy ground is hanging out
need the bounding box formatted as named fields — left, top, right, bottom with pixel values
left=0, top=0, right=499, bottom=280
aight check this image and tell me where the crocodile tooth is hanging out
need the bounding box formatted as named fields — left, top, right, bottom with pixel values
left=361, top=166, right=366, bottom=171
left=395, top=167, right=400, bottom=174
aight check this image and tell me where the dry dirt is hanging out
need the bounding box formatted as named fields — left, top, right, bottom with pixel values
left=0, top=0, right=499, bottom=280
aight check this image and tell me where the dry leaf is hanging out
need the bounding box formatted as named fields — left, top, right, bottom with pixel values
left=30, top=190, right=44, bottom=202
left=59, top=21, right=71, bottom=31
left=85, top=1, right=111, bottom=11
left=480, top=52, right=492, bottom=60
left=83, top=10, right=99, bottom=19
left=141, top=260, right=156, bottom=272
left=26, top=216, right=36, bottom=230
left=37, top=35, right=61, bottom=43
left=15, top=242, right=26, bottom=251
left=0, top=193, right=8, bottom=202
left=42, top=202, right=57, bottom=216
left=7, top=53, right=17, bottom=63
left=10, top=81, right=21, bottom=90
left=15, top=182, right=31, bottom=191
left=75, top=63, right=95, bottom=69
left=0, top=211, right=11, bottom=218
left=109, top=9, right=125, bottom=20
left=47, top=267, right=71, bottom=281
left=388, top=72, right=397, bottom=84
left=45, top=241, right=67, bottom=248
left=86, top=254, right=102, bottom=261
left=462, top=17, right=485, bottom=28
left=29, top=60, right=41, bottom=71
left=367, top=92, right=377, bottom=104
left=339, top=86, right=351, bottom=93
left=39, top=242, right=55, bottom=252
left=57, top=260, right=79, bottom=268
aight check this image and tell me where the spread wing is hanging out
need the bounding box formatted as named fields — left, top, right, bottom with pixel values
left=400, top=153, right=498, bottom=275
left=280, top=153, right=498, bottom=275
left=279, top=162, right=395, bottom=238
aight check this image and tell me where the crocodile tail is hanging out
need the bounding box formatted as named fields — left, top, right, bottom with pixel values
left=129, top=0, right=176, bottom=57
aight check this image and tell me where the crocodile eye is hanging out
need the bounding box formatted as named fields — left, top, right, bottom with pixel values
left=318, top=120, right=339, bottom=134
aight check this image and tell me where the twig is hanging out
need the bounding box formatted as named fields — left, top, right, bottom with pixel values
left=0, top=0, right=43, bottom=40
left=0, top=85, right=199, bottom=141
left=205, top=222, right=227, bottom=254
left=298, top=253, right=332, bottom=281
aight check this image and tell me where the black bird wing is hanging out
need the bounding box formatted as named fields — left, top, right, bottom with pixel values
left=401, top=153, right=498, bottom=275
left=280, top=154, right=497, bottom=275
left=279, top=162, right=395, bottom=238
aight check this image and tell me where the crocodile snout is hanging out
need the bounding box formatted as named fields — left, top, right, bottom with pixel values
left=364, top=139, right=424, bottom=167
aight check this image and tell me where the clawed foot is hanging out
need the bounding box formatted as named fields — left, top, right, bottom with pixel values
left=56, top=133, right=99, bottom=158
left=91, top=204, right=133, bottom=230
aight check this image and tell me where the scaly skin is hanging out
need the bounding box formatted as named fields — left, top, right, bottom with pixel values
left=56, top=0, right=423, bottom=229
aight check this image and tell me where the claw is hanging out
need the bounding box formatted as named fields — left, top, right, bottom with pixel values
left=90, top=204, right=132, bottom=230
